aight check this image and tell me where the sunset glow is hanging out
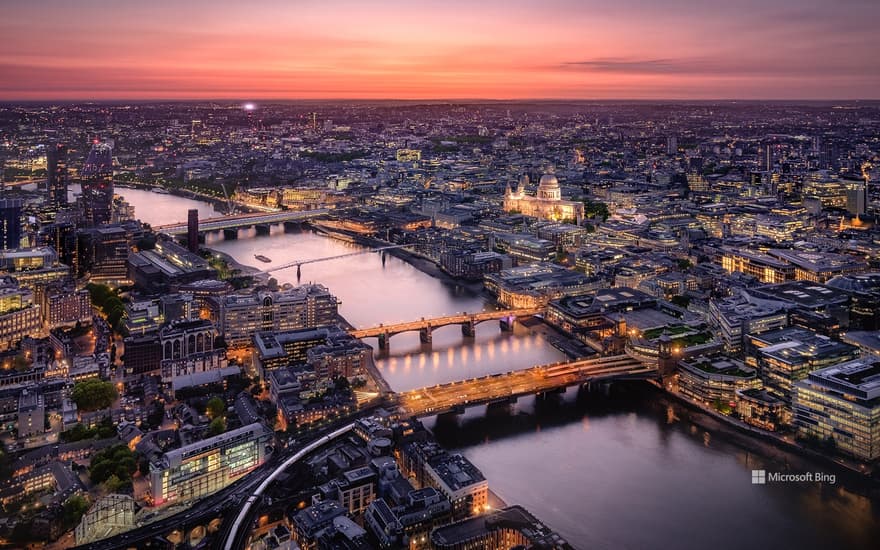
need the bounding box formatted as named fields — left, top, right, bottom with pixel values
left=2, top=0, right=879, bottom=100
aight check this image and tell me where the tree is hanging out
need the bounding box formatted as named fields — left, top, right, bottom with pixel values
left=11, top=355, right=29, bottom=372
left=136, top=233, right=157, bottom=251
left=206, top=396, right=226, bottom=420
left=582, top=198, right=610, bottom=222
left=71, top=379, right=117, bottom=412
left=102, top=474, right=128, bottom=494
left=207, top=416, right=226, bottom=437
left=62, top=495, right=90, bottom=529
left=670, top=295, right=691, bottom=308
left=89, top=445, right=136, bottom=486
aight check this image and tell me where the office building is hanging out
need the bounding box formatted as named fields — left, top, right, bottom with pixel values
left=756, top=330, right=859, bottom=405
left=127, top=238, right=215, bottom=293
left=149, top=422, right=272, bottom=505
left=216, top=285, right=338, bottom=348
left=187, top=209, right=199, bottom=253
left=708, top=291, right=789, bottom=354
left=720, top=248, right=794, bottom=284
left=18, top=388, right=45, bottom=438
left=83, top=225, right=133, bottom=284
left=485, top=264, right=602, bottom=308
left=430, top=505, right=573, bottom=550
left=46, top=143, right=68, bottom=208
left=0, top=198, right=23, bottom=250
left=80, top=142, right=114, bottom=226
left=0, top=278, right=41, bottom=350
left=39, top=281, right=91, bottom=328
left=794, top=358, right=880, bottom=461
left=678, top=355, right=762, bottom=405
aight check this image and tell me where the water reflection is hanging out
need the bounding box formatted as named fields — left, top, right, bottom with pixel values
left=115, top=187, right=880, bottom=550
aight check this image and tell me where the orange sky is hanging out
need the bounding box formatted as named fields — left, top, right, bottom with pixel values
left=2, top=0, right=879, bottom=100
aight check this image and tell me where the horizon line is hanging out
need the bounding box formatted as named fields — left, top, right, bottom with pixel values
left=2, top=97, right=880, bottom=104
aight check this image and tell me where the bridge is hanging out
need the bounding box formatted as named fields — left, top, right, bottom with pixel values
left=220, top=423, right=356, bottom=550
left=261, top=244, right=415, bottom=277
left=351, top=307, right=545, bottom=349
left=398, top=354, right=655, bottom=417
left=1, top=178, right=46, bottom=188
left=154, top=209, right=328, bottom=236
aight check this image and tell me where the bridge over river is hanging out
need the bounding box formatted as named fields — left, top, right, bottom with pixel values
left=397, top=353, right=656, bottom=417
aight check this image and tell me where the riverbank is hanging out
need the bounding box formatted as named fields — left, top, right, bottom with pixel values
left=203, top=247, right=266, bottom=285
left=657, top=382, right=880, bottom=496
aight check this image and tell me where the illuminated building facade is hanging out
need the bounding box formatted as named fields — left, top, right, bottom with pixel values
left=794, top=358, right=880, bottom=461
left=720, top=249, right=794, bottom=284
left=217, top=285, right=338, bottom=348
left=503, top=173, right=584, bottom=223
left=0, top=198, right=23, bottom=250
left=678, top=355, right=761, bottom=405
left=149, top=422, right=272, bottom=505
left=430, top=505, right=571, bottom=550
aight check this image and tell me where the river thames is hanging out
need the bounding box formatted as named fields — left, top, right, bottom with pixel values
left=111, top=187, right=880, bottom=550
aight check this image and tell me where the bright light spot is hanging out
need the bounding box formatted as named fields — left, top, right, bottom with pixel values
left=243, top=103, right=256, bottom=111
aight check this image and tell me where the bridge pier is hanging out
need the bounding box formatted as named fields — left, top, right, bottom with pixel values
left=255, top=223, right=271, bottom=236
left=499, top=316, right=514, bottom=332
left=284, top=220, right=301, bottom=232
left=419, top=326, right=432, bottom=344
left=461, top=320, right=475, bottom=337
left=486, top=396, right=517, bottom=415
left=223, top=228, right=238, bottom=240
left=537, top=386, right=566, bottom=399
left=377, top=333, right=389, bottom=350
left=296, top=264, right=302, bottom=281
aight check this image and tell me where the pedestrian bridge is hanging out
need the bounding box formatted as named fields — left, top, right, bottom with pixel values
left=350, top=307, right=545, bottom=349
left=397, top=354, right=656, bottom=417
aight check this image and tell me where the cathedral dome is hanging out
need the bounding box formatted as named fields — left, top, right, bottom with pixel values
left=537, top=173, right=562, bottom=201
left=538, top=174, right=559, bottom=189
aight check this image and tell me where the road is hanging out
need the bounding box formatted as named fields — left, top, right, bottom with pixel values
left=400, top=355, right=654, bottom=416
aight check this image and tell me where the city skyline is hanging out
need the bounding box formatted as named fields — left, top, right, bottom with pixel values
left=3, top=0, right=880, bottom=101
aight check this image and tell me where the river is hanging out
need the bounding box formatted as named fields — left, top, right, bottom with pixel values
left=113, top=187, right=880, bottom=550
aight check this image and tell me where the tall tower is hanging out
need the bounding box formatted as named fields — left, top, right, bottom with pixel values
left=667, top=136, right=677, bottom=155
left=47, top=143, right=68, bottom=208
left=763, top=143, right=773, bottom=172
left=0, top=198, right=23, bottom=250
left=80, top=142, right=114, bottom=226
left=187, top=209, right=199, bottom=253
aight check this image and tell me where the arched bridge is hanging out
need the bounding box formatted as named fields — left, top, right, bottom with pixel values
left=398, top=353, right=656, bottom=417
left=350, top=307, right=545, bottom=349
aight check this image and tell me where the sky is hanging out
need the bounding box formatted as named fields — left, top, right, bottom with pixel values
left=2, top=0, right=879, bottom=101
